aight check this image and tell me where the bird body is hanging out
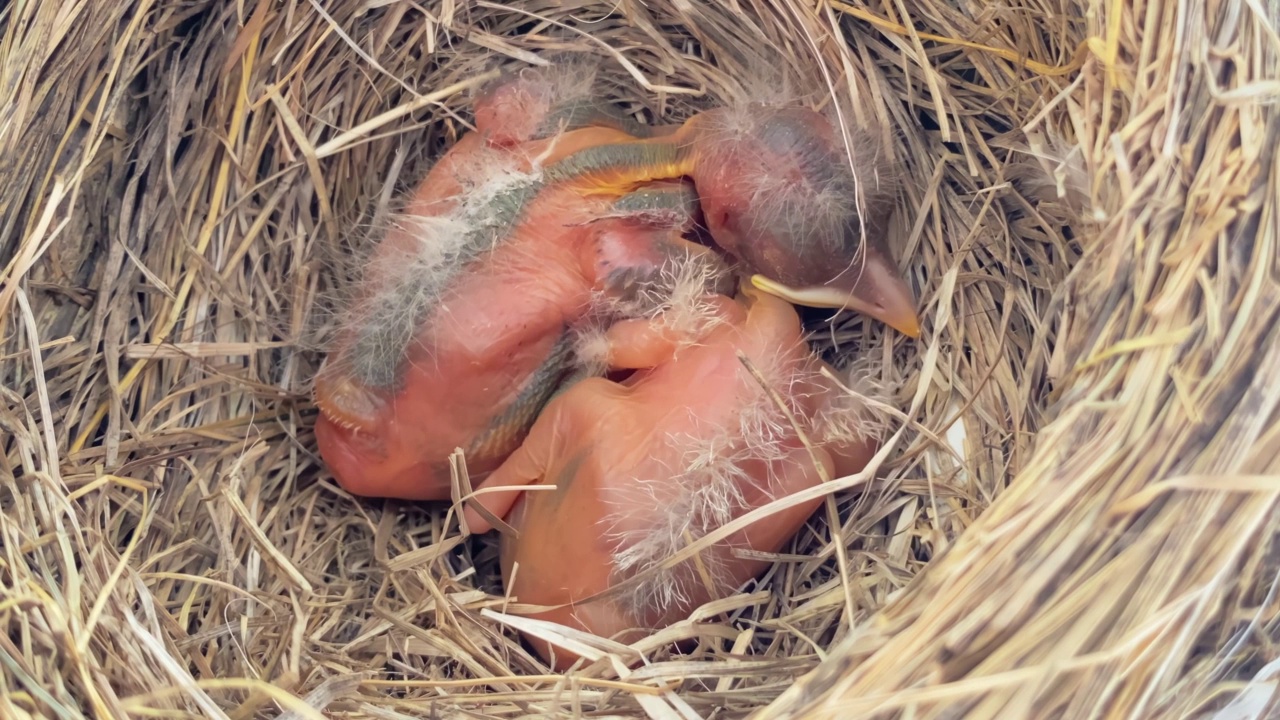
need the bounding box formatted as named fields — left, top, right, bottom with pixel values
left=315, top=125, right=723, bottom=499
left=462, top=284, right=880, bottom=669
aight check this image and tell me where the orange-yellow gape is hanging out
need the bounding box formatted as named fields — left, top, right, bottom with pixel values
left=463, top=283, right=880, bottom=670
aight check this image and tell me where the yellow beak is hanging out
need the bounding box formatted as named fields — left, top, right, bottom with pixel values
left=749, top=267, right=921, bottom=338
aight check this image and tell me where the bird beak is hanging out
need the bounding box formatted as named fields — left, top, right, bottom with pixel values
left=749, top=251, right=921, bottom=338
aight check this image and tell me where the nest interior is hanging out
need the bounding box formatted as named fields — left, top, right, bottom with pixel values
left=2, top=1, right=1278, bottom=719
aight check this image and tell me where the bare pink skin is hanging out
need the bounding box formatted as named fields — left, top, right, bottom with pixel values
left=313, top=87, right=698, bottom=500
left=463, top=287, right=878, bottom=670
left=314, top=179, right=709, bottom=500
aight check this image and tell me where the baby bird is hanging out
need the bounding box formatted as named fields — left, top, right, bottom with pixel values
left=314, top=94, right=727, bottom=500
left=462, top=281, right=881, bottom=670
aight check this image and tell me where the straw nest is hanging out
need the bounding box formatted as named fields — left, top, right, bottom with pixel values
left=2, top=0, right=1278, bottom=718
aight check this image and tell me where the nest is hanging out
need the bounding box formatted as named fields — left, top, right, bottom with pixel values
left=2, top=0, right=1277, bottom=718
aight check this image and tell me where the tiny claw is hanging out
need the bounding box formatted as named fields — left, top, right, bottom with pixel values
left=313, top=369, right=387, bottom=431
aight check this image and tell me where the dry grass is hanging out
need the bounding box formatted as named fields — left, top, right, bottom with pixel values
left=0, top=0, right=1276, bottom=719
